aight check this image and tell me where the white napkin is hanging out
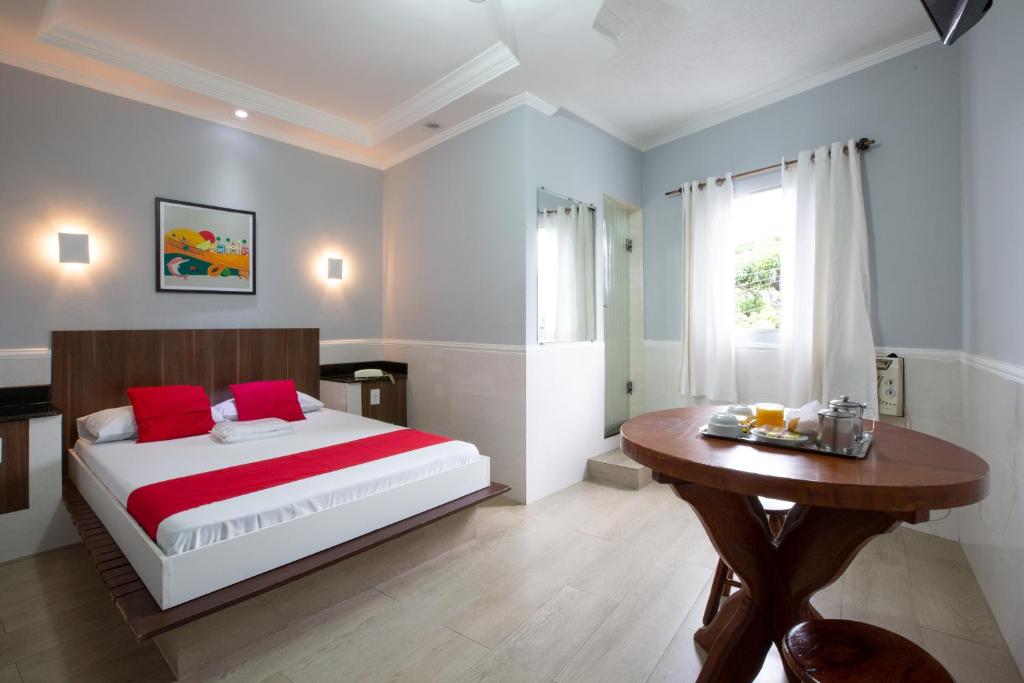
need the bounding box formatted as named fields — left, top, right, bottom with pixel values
left=793, top=401, right=823, bottom=436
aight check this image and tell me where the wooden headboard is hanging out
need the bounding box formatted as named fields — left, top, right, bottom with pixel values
left=51, top=329, right=320, bottom=457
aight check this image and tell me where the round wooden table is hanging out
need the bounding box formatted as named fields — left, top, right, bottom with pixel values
left=620, top=406, right=989, bottom=683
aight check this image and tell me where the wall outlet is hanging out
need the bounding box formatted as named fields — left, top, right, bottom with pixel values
left=370, top=388, right=381, bottom=406
left=876, top=356, right=905, bottom=417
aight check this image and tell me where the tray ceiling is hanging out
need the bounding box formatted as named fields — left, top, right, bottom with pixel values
left=0, top=0, right=938, bottom=168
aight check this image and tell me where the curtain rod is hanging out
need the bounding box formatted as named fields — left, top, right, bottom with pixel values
left=538, top=186, right=597, bottom=210
left=664, top=138, right=876, bottom=196
left=538, top=207, right=596, bottom=214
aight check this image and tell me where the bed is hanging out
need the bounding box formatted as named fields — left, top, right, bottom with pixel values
left=71, top=407, right=491, bottom=608
left=53, top=328, right=507, bottom=673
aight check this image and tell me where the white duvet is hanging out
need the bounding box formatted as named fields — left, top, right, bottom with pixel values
left=75, top=409, right=482, bottom=556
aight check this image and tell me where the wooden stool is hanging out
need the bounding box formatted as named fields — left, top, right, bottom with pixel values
left=782, top=620, right=954, bottom=683
left=702, top=497, right=792, bottom=626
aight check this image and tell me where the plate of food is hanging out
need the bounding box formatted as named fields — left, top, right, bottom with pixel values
left=750, top=425, right=810, bottom=445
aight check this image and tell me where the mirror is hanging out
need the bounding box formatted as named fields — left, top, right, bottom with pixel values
left=536, top=187, right=596, bottom=343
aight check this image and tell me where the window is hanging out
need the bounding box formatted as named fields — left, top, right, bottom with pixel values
left=536, top=189, right=596, bottom=343
left=732, top=186, right=786, bottom=335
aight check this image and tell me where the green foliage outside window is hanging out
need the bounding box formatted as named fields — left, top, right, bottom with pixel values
left=735, top=237, right=781, bottom=329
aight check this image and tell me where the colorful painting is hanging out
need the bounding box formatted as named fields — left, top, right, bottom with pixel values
left=156, top=198, right=255, bottom=294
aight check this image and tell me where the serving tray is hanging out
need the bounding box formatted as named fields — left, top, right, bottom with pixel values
left=699, top=426, right=872, bottom=460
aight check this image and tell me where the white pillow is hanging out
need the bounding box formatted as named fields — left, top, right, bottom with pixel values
left=213, top=391, right=323, bottom=422
left=76, top=406, right=137, bottom=443
left=298, top=391, right=325, bottom=413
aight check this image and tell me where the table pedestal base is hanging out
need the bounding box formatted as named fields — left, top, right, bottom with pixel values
left=661, top=475, right=901, bottom=683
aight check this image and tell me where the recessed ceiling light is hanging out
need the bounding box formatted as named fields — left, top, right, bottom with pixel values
left=424, top=122, right=442, bottom=129
left=234, top=109, right=249, bottom=119
left=468, top=0, right=486, bottom=3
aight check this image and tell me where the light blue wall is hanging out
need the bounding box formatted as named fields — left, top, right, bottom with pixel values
left=383, top=106, right=642, bottom=347
left=382, top=109, right=528, bottom=345
left=524, top=108, right=643, bottom=345
left=959, top=1, right=1024, bottom=366
left=0, top=63, right=384, bottom=349
left=642, top=44, right=963, bottom=349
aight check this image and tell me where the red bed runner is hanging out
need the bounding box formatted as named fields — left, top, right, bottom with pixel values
left=126, top=429, right=452, bottom=540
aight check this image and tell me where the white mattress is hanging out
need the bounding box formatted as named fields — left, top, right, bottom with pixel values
left=75, top=409, right=482, bottom=556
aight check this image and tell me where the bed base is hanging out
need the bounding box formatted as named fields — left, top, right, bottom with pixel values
left=63, top=479, right=508, bottom=677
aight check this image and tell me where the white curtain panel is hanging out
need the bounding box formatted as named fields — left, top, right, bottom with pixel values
left=680, top=176, right=738, bottom=402
left=538, top=205, right=594, bottom=343
left=779, top=141, right=878, bottom=415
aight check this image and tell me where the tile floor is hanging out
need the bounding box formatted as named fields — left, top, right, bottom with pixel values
left=0, top=479, right=1020, bottom=682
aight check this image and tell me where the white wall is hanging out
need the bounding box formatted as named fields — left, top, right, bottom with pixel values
left=381, top=106, right=643, bottom=502
left=955, top=1, right=1024, bottom=670
left=523, top=109, right=644, bottom=501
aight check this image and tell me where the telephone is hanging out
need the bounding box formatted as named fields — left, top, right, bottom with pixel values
left=354, top=368, right=395, bottom=384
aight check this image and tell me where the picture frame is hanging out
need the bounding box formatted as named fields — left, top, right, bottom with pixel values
left=155, top=197, right=256, bottom=294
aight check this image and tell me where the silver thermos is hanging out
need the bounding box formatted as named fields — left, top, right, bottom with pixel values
left=817, top=396, right=867, bottom=454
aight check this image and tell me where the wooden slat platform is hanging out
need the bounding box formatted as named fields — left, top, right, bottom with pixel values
left=63, top=480, right=510, bottom=641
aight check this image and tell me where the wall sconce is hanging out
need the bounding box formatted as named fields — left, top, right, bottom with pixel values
left=327, top=257, right=344, bottom=280
left=58, top=232, right=90, bottom=264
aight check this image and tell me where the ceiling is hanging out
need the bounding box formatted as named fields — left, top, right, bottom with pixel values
left=0, top=0, right=937, bottom=168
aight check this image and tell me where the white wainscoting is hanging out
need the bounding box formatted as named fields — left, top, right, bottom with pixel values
left=526, top=341, right=608, bottom=504
left=380, top=340, right=529, bottom=502
left=958, top=357, right=1024, bottom=669
left=0, top=347, right=50, bottom=387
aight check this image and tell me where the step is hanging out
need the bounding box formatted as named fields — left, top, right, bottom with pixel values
left=586, top=449, right=652, bottom=490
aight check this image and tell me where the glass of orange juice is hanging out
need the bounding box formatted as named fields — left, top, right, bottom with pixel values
left=754, top=403, right=786, bottom=428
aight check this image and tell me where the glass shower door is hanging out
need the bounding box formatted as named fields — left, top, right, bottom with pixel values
left=604, top=197, right=631, bottom=437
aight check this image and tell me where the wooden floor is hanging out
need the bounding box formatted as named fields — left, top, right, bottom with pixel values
left=0, top=480, right=1020, bottom=683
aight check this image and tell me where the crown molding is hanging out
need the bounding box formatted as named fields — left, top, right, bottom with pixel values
left=382, top=91, right=556, bottom=168
left=592, top=3, right=631, bottom=42
left=38, top=18, right=372, bottom=146
left=640, top=32, right=939, bottom=151
left=370, top=41, right=519, bottom=145
left=0, top=48, right=386, bottom=170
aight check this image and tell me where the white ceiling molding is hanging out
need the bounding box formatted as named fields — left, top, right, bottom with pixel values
left=640, top=31, right=939, bottom=151
left=0, top=47, right=385, bottom=170
left=38, top=18, right=373, bottom=145
left=592, top=4, right=631, bottom=43
left=370, top=41, right=520, bottom=145
left=383, top=91, right=556, bottom=169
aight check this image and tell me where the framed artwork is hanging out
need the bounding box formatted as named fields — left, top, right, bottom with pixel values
left=156, top=198, right=256, bottom=294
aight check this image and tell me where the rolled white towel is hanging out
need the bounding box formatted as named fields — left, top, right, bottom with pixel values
left=210, top=418, right=294, bottom=444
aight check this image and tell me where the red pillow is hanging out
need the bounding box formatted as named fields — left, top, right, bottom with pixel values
left=127, top=385, right=215, bottom=443
left=230, top=380, right=305, bottom=422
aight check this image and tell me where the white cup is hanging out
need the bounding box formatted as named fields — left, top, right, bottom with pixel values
left=726, top=404, right=754, bottom=419
left=707, top=412, right=744, bottom=438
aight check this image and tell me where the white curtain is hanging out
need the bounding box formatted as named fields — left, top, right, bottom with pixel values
left=538, top=205, right=595, bottom=343
left=779, top=141, right=878, bottom=415
left=680, top=176, right=738, bottom=402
